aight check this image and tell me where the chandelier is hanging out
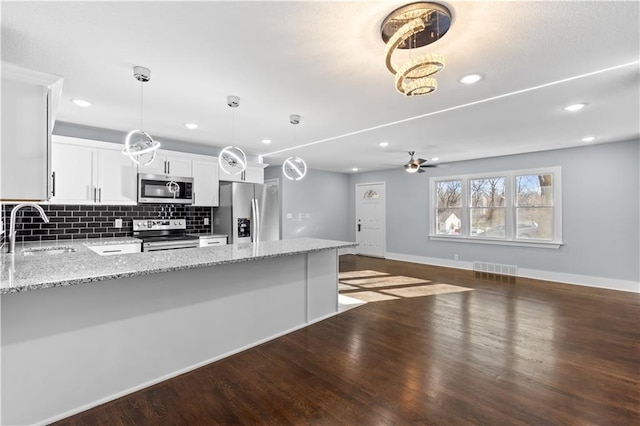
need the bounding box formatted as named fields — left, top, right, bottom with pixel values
left=381, top=2, right=451, bottom=96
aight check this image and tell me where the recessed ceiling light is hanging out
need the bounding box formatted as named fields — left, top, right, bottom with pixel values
left=262, top=139, right=272, bottom=144
left=563, top=103, right=586, bottom=112
left=184, top=123, right=199, bottom=130
left=459, top=74, right=483, bottom=84
left=379, top=142, right=389, bottom=148
left=71, top=98, right=92, bottom=107
left=352, top=168, right=359, bottom=172
left=431, top=157, right=439, bottom=162
left=581, top=136, right=596, bottom=143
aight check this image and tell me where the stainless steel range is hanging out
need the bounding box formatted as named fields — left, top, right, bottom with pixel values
left=132, top=219, right=199, bottom=252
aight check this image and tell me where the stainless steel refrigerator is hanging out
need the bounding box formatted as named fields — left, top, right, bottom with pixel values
left=214, top=180, right=280, bottom=244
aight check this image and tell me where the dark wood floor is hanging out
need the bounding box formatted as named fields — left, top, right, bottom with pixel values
left=54, top=255, right=640, bottom=425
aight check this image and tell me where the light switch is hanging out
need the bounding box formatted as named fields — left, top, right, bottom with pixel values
left=286, top=213, right=293, bottom=219
left=204, top=217, right=210, bottom=225
left=114, top=218, right=123, bottom=228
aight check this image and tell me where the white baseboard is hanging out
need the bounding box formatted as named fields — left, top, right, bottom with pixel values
left=385, top=252, right=639, bottom=293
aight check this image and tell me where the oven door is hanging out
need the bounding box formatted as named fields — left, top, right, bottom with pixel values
left=138, top=174, right=194, bottom=204
left=142, top=239, right=199, bottom=252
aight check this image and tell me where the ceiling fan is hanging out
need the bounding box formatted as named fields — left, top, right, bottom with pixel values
left=404, top=151, right=437, bottom=173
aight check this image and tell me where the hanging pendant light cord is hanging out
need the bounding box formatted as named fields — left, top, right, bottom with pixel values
left=231, top=107, right=235, bottom=144
left=140, top=80, right=144, bottom=132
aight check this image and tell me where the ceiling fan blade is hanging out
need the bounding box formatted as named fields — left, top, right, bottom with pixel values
left=420, top=164, right=438, bottom=168
left=417, top=158, right=427, bottom=165
left=417, top=168, right=426, bottom=173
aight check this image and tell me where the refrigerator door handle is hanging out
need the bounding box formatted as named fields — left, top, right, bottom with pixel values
left=251, top=198, right=256, bottom=243
left=251, top=198, right=260, bottom=244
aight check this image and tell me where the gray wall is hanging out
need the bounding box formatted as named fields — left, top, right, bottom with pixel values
left=349, top=140, right=640, bottom=283
left=265, top=166, right=350, bottom=241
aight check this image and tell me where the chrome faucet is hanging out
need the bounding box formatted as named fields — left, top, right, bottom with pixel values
left=7, top=203, right=50, bottom=254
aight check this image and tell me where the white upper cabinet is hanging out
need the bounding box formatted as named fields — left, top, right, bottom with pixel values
left=137, top=150, right=192, bottom=177
left=96, top=147, right=138, bottom=204
left=192, top=159, right=219, bottom=206
left=219, top=162, right=266, bottom=184
left=51, top=141, right=95, bottom=203
left=1, top=63, right=63, bottom=201
left=51, top=136, right=137, bottom=205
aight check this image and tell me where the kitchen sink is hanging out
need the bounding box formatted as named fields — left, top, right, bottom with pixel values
left=21, top=246, right=76, bottom=256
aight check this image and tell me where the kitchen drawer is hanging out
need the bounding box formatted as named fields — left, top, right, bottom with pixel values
left=87, top=242, right=141, bottom=256
left=199, top=237, right=227, bottom=248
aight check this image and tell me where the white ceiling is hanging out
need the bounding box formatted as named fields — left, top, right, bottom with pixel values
left=2, top=1, right=639, bottom=173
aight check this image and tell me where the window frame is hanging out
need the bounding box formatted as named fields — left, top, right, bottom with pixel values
left=429, top=167, right=563, bottom=249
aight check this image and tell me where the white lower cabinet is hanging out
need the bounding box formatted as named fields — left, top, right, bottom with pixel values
left=192, top=159, right=219, bottom=206
left=51, top=136, right=137, bottom=205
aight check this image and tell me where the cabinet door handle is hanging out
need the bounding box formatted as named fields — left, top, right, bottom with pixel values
left=167, top=161, right=170, bottom=175
left=206, top=241, right=221, bottom=245
left=102, top=249, right=122, bottom=253
left=98, top=188, right=102, bottom=203
left=93, top=187, right=97, bottom=202
left=51, top=172, right=56, bottom=197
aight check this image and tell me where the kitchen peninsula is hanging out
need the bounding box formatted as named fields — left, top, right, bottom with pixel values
left=1, top=238, right=355, bottom=425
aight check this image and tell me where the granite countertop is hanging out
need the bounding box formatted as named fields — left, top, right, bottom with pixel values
left=1, top=238, right=356, bottom=294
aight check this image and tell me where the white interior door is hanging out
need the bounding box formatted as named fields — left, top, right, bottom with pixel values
left=355, top=182, right=386, bottom=258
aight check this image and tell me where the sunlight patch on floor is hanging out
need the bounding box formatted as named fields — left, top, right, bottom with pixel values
left=338, top=270, right=391, bottom=279
left=341, top=276, right=431, bottom=288
left=338, top=294, right=367, bottom=312
left=339, top=270, right=474, bottom=304
left=382, top=283, right=472, bottom=298
left=344, top=291, right=400, bottom=303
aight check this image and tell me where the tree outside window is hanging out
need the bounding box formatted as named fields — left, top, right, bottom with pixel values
left=516, top=174, right=553, bottom=240
left=435, top=180, right=462, bottom=235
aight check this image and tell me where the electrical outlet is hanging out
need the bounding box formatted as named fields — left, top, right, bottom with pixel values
left=298, top=213, right=304, bottom=220
left=204, top=217, right=210, bottom=225
left=115, top=218, right=123, bottom=228
left=454, top=253, right=459, bottom=261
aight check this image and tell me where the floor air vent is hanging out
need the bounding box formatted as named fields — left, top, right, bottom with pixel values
left=473, top=261, right=518, bottom=282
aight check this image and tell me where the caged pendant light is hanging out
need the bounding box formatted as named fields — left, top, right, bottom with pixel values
left=219, top=95, right=248, bottom=176
left=282, top=114, right=307, bottom=181
left=123, top=66, right=161, bottom=165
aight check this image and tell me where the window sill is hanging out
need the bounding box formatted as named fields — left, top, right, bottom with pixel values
left=429, top=235, right=563, bottom=249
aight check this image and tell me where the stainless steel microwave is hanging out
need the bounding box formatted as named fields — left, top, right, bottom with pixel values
left=137, top=174, right=194, bottom=204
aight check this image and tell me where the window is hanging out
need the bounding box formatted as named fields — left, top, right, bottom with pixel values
left=515, top=174, right=553, bottom=240
left=470, top=177, right=506, bottom=237
left=430, top=167, right=562, bottom=247
left=435, top=180, right=462, bottom=235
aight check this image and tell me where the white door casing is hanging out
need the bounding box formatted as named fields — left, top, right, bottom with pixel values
left=355, top=182, right=386, bottom=258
